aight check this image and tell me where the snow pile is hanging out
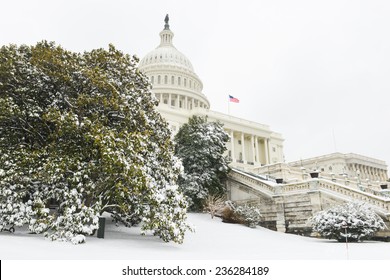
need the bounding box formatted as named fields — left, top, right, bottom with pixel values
left=2, top=213, right=390, bottom=260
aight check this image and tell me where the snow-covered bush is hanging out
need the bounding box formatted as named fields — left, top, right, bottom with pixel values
left=310, top=202, right=386, bottom=242
left=0, top=42, right=191, bottom=244
left=217, top=201, right=261, bottom=228
left=234, top=204, right=262, bottom=228
left=175, top=116, right=230, bottom=211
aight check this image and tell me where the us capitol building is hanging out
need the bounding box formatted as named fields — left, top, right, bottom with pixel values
left=138, top=16, right=390, bottom=236
left=138, top=15, right=284, bottom=170
left=138, top=15, right=388, bottom=184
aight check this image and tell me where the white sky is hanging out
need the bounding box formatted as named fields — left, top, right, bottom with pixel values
left=1, top=0, right=390, bottom=168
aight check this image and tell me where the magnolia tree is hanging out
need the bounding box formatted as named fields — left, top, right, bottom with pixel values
left=0, top=42, right=191, bottom=244
left=174, top=116, right=230, bottom=211
left=310, top=202, right=386, bottom=242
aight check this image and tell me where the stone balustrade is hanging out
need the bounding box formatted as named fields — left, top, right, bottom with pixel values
left=229, top=168, right=390, bottom=215
left=229, top=169, right=276, bottom=196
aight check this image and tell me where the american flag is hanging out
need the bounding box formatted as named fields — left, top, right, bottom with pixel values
left=229, top=95, right=239, bottom=103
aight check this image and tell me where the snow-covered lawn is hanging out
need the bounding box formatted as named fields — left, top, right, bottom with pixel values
left=1, top=213, right=390, bottom=260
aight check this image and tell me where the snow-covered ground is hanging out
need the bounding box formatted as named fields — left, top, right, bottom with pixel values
left=1, top=213, right=390, bottom=260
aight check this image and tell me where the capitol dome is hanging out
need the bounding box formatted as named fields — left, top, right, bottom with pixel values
left=138, top=15, right=210, bottom=110
left=139, top=38, right=195, bottom=73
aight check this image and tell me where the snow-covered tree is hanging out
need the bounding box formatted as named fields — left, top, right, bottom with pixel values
left=310, top=202, right=386, bottom=242
left=0, top=41, right=190, bottom=243
left=174, top=116, right=230, bottom=211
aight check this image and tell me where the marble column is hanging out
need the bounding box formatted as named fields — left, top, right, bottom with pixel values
left=264, top=138, right=269, bottom=164
left=255, top=136, right=260, bottom=164
left=230, top=130, right=235, bottom=163
left=250, top=135, right=255, bottom=163
left=241, top=133, right=246, bottom=163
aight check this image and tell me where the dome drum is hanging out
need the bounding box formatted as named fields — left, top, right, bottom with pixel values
left=138, top=16, right=210, bottom=113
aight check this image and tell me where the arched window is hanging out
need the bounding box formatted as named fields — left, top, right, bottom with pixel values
left=164, top=75, right=168, bottom=84
left=158, top=75, right=161, bottom=84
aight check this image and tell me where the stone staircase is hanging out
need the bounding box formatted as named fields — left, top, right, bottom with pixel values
left=227, top=168, right=390, bottom=238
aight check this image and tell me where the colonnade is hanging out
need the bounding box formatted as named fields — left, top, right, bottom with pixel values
left=347, top=163, right=388, bottom=182
left=156, top=93, right=209, bottom=110
left=228, top=130, right=271, bottom=166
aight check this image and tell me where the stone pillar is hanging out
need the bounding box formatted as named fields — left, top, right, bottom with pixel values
left=250, top=135, right=255, bottom=163
left=273, top=196, right=286, bottom=233
left=185, top=96, right=188, bottom=109
left=308, top=190, right=322, bottom=213
left=308, top=180, right=322, bottom=213
left=264, top=138, right=270, bottom=164
left=168, top=93, right=172, bottom=107
left=230, top=130, right=235, bottom=163
left=255, top=136, right=260, bottom=164
left=241, top=133, right=246, bottom=163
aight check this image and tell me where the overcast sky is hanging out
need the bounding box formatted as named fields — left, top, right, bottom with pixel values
left=1, top=0, right=390, bottom=170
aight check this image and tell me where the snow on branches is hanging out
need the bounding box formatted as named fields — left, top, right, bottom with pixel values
left=0, top=41, right=190, bottom=244
left=310, top=201, right=386, bottom=242
left=174, top=116, right=230, bottom=211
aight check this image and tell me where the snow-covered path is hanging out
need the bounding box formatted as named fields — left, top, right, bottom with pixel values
left=1, top=213, right=390, bottom=260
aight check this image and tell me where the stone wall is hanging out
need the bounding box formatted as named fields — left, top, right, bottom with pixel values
left=227, top=170, right=390, bottom=238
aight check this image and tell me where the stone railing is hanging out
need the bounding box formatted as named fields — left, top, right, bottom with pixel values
left=229, top=169, right=277, bottom=196
left=316, top=180, right=390, bottom=213
left=229, top=168, right=390, bottom=215
left=281, top=182, right=311, bottom=193
left=253, top=162, right=386, bottom=191
left=253, top=162, right=304, bottom=182
left=202, top=109, right=271, bottom=131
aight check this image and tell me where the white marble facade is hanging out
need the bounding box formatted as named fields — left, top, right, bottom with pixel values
left=138, top=16, right=284, bottom=170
